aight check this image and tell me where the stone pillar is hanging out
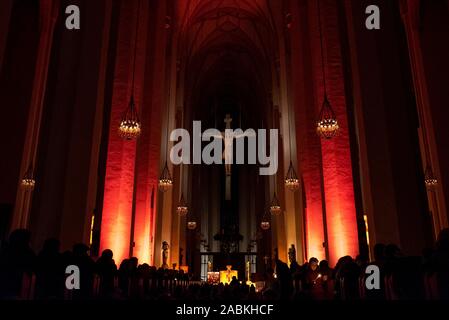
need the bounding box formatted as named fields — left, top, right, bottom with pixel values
left=416, top=0, right=449, bottom=233
left=400, top=0, right=448, bottom=236
left=100, top=1, right=141, bottom=264
left=11, top=0, right=59, bottom=231
left=309, top=0, right=359, bottom=265
left=291, top=0, right=327, bottom=262
left=344, top=0, right=432, bottom=256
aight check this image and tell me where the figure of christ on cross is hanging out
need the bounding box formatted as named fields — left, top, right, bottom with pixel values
left=212, top=114, right=256, bottom=200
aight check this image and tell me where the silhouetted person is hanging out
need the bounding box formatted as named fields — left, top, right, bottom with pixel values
left=334, top=256, right=360, bottom=300
left=96, top=249, right=117, bottom=298
left=304, top=258, right=319, bottom=286
left=35, top=238, right=64, bottom=299
left=275, top=259, right=292, bottom=300
left=70, top=243, right=95, bottom=299
left=0, top=229, right=35, bottom=299
left=262, top=267, right=279, bottom=300
left=303, top=257, right=322, bottom=299
left=118, top=259, right=130, bottom=296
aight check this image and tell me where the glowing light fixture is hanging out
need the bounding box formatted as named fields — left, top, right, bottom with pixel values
left=317, top=96, right=339, bottom=139
left=176, top=193, right=188, bottom=216
left=187, top=221, right=197, bottom=230
left=285, top=161, right=300, bottom=191
left=118, top=96, right=141, bottom=140
left=424, top=165, right=438, bottom=188
left=158, top=162, right=173, bottom=192
left=21, top=166, right=35, bottom=190
left=269, top=192, right=282, bottom=216
left=260, top=208, right=271, bottom=230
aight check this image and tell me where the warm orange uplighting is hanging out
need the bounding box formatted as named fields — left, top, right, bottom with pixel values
left=322, top=130, right=359, bottom=265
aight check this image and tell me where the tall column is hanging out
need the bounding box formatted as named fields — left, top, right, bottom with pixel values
left=277, top=16, right=304, bottom=264
left=11, top=0, right=59, bottom=231
left=310, top=0, right=359, bottom=265
left=292, top=0, right=327, bottom=261
left=400, top=0, right=448, bottom=235
left=152, top=0, right=170, bottom=268
left=344, top=0, right=432, bottom=256
left=100, top=1, right=140, bottom=264
left=416, top=0, right=449, bottom=233
left=126, top=0, right=156, bottom=264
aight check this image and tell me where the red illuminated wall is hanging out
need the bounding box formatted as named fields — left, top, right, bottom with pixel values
left=99, top=2, right=138, bottom=264
left=131, top=0, right=165, bottom=265
left=312, top=1, right=359, bottom=265
left=292, top=1, right=358, bottom=265
left=100, top=1, right=165, bottom=265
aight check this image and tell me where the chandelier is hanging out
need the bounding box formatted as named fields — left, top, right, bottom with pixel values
left=21, top=166, right=35, bottom=190
left=260, top=221, right=270, bottom=230
left=316, top=0, right=338, bottom=140
left=176, top=193, right=188, bottom=216
left=424, top=165, right=438, bottom=188
left=118, top=96, right=141, bottom=139
left=285, top=161, right=300, bottom=191
left=260, top=212, right=270, bottom=230
left=158, top=162, right=173, bottom=192
left=118, top=0, right=142, bottom=140
left=317, top=96, right=339, bottom=139
left=187, top=221, right=197, bottom=230
left=269, top=192, right=282, bottom=216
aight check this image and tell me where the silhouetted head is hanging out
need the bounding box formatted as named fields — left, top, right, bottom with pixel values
left=319, top=260, right=329, bottom=270
left=373, top=243, right=386, bottom=262
left=309, top=257, right=319, bottom=271
left=101, top=249, right=113, bottom=260
left=129, top=257, right=138, bottom=268
left=355, top=254, right=368, bottom=267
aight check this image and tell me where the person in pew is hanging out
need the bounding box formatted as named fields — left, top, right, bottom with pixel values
left=0, top=229, right=35, bottom=299
left=70, top=243, right=95, bottom=300
left=95, top=249, right=117, bottom=298
left=35, top=238, right=64, bottom=299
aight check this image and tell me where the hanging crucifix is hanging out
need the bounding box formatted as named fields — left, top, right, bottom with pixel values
left=221, top=114, right=234, bottom=200
left=213, top=111, right=255, bottom=200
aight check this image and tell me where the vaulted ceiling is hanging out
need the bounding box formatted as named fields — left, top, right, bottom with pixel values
left=175, top=0, right=283, bottom=127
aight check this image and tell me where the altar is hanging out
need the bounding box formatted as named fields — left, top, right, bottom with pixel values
left=207, top=265, right=238, bottom=285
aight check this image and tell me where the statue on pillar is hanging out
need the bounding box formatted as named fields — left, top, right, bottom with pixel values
left=162, top=241, right=169, bottom=269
